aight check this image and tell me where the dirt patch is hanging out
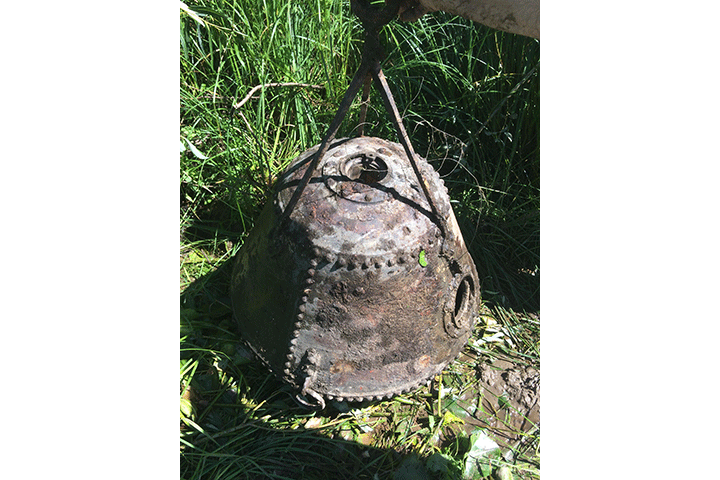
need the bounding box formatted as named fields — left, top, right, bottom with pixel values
left=441, top=352, right=539, bottom=452
left=475, top=356, right=539, bottom=443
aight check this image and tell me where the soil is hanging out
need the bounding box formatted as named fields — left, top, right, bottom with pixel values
left=442, top=352, right=540, bottom=453
left=475, top=355, right=539, bottom=444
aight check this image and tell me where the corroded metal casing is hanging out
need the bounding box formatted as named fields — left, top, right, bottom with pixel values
left=231, top=137, right=480, bottom=404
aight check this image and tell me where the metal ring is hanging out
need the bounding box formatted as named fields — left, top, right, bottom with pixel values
left=296, top=376, right=326, bottom=410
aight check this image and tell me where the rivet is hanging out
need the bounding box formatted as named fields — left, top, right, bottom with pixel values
left=338, top=257, right=347, bottom=267
left=312, top=247, right=321, bottom=257
left=305, top=278, right=315, bottom=284
left=294, top=321, right=302, bottom=328
left=309, top=258, right=318, bottom=267
left=307, top=268, right=316, bottom=277
left=298, top=304, right=306, bottom=313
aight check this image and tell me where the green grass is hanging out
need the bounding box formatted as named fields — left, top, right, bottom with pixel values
left=181, top=0, right=539, bottom=478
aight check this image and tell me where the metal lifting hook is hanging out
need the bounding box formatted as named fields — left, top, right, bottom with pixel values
left=280, top=0, right=447, bottom=239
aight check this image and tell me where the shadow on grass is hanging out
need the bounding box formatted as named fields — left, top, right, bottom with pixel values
left=180, top=258, right=472, bottom=480
left=180, top=181, right=538, bottom=479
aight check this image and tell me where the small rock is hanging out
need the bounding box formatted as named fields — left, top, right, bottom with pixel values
left=494, top=465, right=513, bottom=480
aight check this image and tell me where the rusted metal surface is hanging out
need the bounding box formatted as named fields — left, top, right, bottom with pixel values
left=231, top=137, right=480, bottom=407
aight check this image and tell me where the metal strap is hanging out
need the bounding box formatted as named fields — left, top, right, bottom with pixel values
left=280, top=0, right=447, bottom=238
